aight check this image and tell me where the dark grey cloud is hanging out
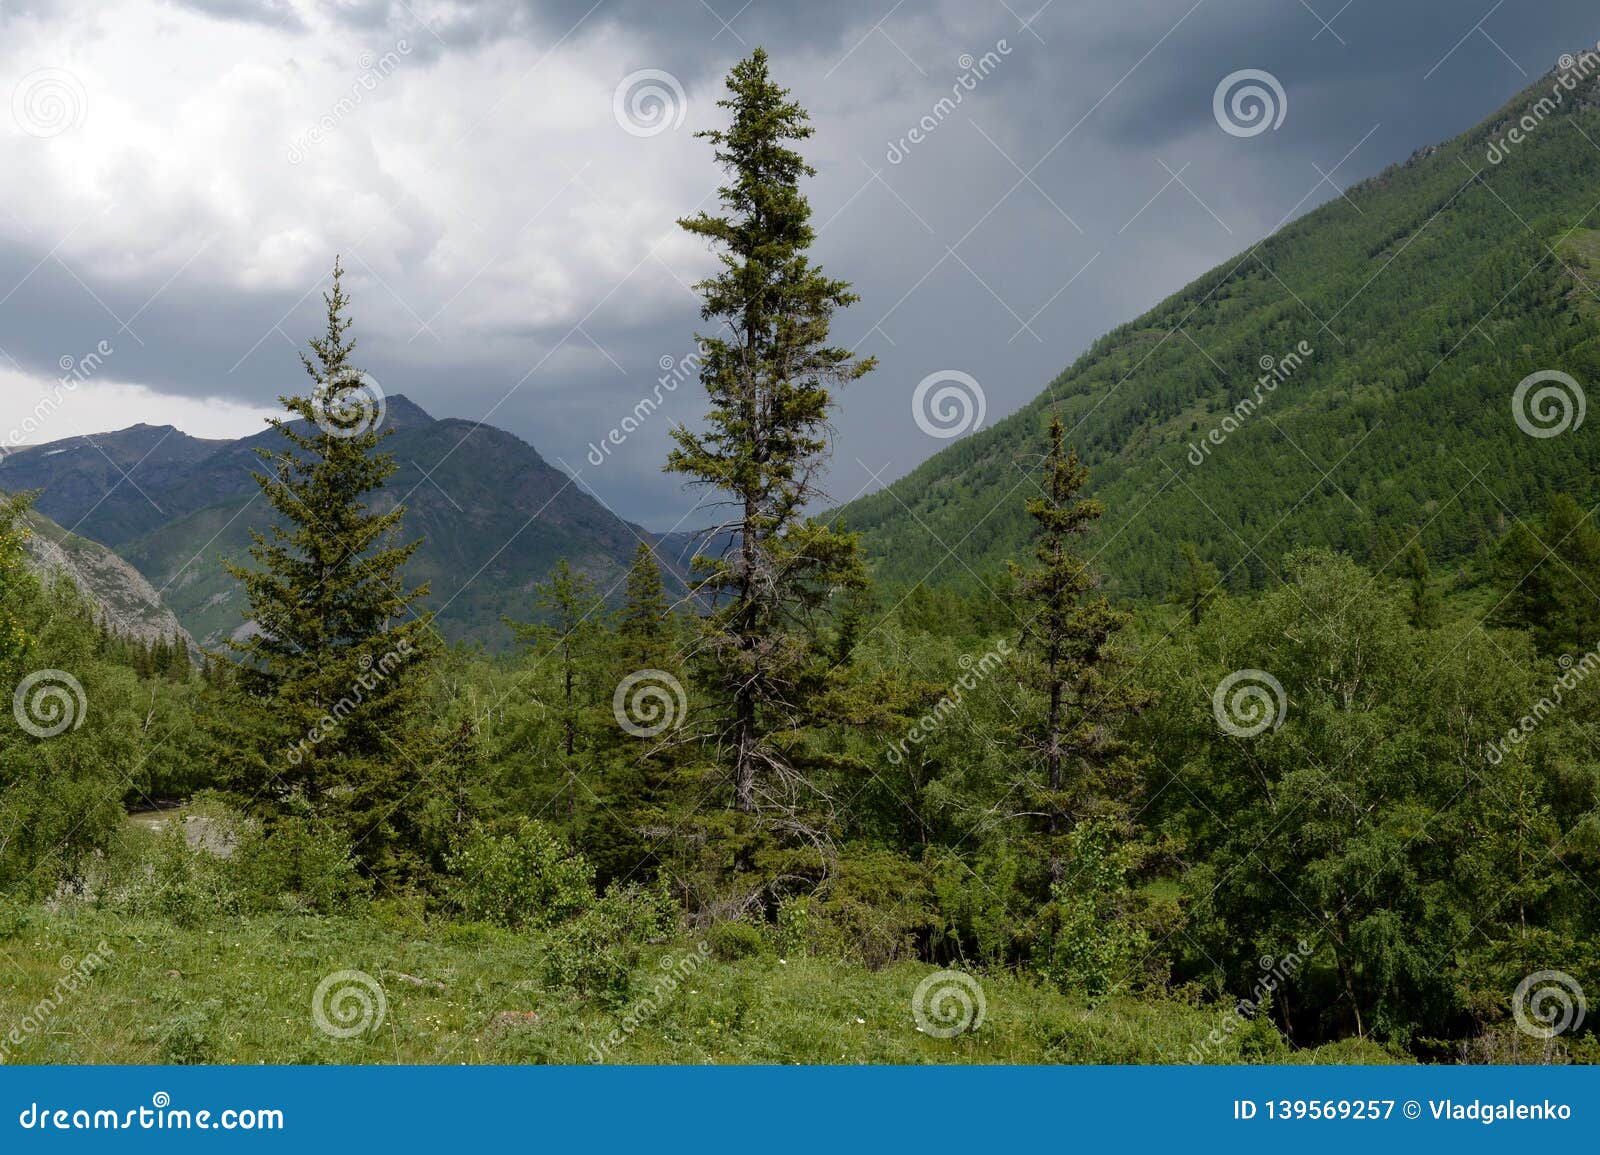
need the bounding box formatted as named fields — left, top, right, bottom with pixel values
left=1, top=0, right=1597, bottom=530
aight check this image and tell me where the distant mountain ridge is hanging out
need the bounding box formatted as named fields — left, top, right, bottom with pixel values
left=1, top=397, right=696, bottom=650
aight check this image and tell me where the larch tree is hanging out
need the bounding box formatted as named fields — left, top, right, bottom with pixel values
left=667, top=49, right=876, bottom=820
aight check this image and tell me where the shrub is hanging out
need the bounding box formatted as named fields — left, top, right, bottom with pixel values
left=232, top=815, right=370, bottom=915
left=707, top=919, right=768, bottom=962
left=447, top=818, right=595, bottom=929
left=98, top=822, right=238, bottom=927
left=538, top=879, right=679, bottom=1003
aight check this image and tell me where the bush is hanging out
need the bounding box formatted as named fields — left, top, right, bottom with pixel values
left=707, top=919, right=768, bottom=962
left=447, top=818, right=595, bottom=930
left=98, top=822, right=238, bottom=927
left=538, top=879, right=679, bottom=1003
left=232, top=815, right=370, bottom=915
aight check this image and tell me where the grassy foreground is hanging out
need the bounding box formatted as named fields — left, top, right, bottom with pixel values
left=0, top=906, right=1396, bottom=1065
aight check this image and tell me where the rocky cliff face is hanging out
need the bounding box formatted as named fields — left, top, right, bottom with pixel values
left=21, top=511, right=195, bottom=653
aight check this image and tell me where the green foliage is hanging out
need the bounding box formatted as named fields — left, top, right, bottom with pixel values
left=213, top=259, right=435, bottom=877
left=536, top=879, right=679, bottom=1003
left=1033, top=819, right=1150, bottom=997
left=446, top=818, right=595, bottom=930
left=706, top=919, right=769, bottom=962
left=668, top=48, right=877, bottom=824
left=838, top=70, right=1600, bottom=607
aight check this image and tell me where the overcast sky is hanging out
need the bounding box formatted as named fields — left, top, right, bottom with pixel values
left=0, top=0, right=1595, bottom=530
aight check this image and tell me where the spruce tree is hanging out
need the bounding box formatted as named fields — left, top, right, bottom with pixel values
left=1010, top=414, right=1148, bottom=878
left=219, top=258, right=433, bottom=868
left=618, top=541, right=672, bottom=668
left=668, top=48, right=875, bottom=818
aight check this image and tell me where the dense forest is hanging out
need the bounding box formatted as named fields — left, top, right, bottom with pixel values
left=837, top=62, right=1600, bottom=605
left=1, top=50, right=1596, bottom=1066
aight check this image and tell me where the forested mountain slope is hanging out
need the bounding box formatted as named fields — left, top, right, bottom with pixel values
left=841, top=62, right=1600, bottom=599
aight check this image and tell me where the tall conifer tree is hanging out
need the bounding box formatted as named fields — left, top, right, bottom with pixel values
left=1011, top=414, right=1147, bottom=877
left=220, top=259, right=433, bottom=867
left=668, top=49, right=875, bottom=817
